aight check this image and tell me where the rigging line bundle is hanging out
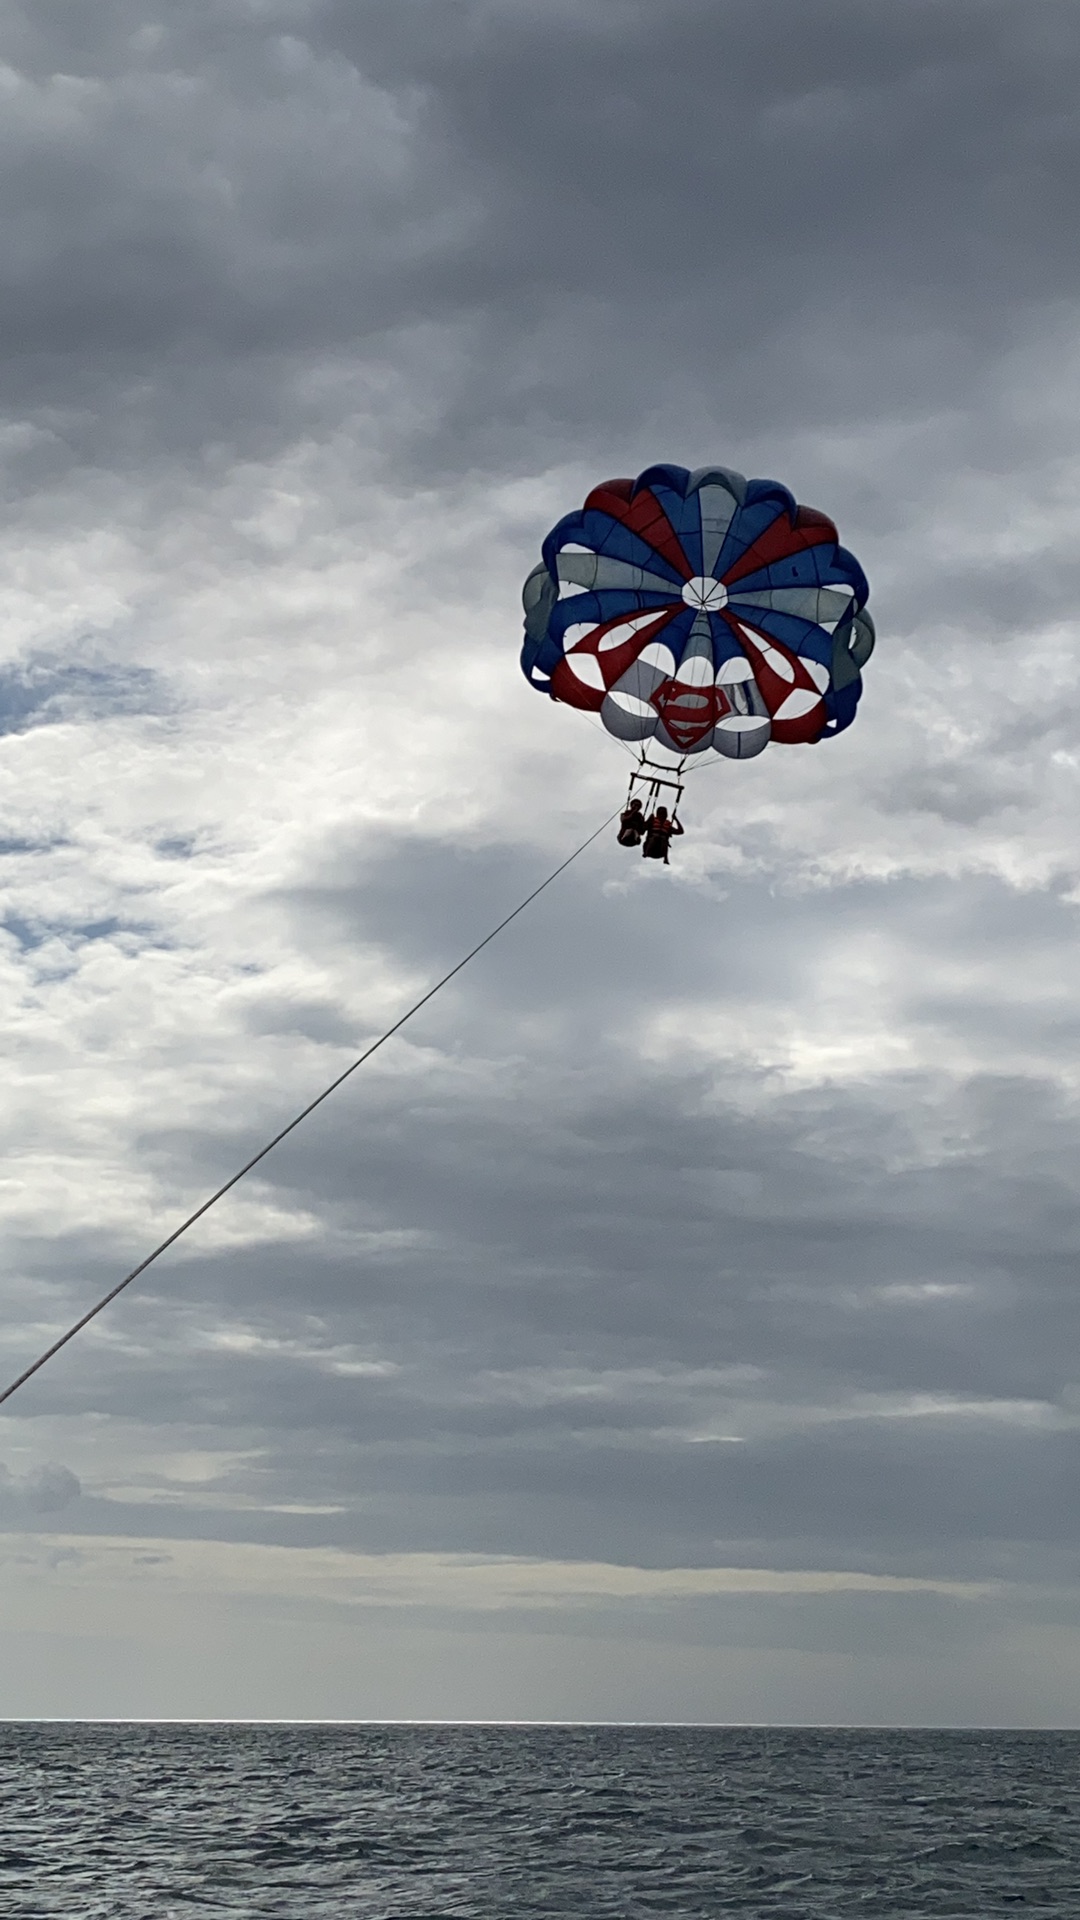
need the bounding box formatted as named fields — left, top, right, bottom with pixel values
left=0, top=811, right=620, bottom=1412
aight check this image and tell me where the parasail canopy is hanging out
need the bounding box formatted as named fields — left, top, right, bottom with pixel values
left=521, top=463, right=873, bottom=762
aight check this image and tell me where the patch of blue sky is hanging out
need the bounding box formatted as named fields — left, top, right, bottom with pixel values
left=0, top=835, right=66, bottom=856
left=2, top=914, right=48, bottom=952
left=0, top=655, right=165, bottom=736
left=2, top=914, right=167, bottom=953
left=154, top=834, right=198, bottom=861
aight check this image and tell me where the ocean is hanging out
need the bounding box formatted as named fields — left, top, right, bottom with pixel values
left=0, top=1722, right=1077, bottom=1916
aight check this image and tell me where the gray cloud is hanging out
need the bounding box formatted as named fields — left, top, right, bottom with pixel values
left=1, top=0, right=1076, bottom=479
left=0, top=1461, right=81, bottom=1513
left=10, top=846, right=1080, bottom=1597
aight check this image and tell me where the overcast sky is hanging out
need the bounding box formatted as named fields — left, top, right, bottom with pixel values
left=1, top=0, right=1080, bottom=1725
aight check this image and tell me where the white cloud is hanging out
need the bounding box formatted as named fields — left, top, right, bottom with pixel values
left=1, top=1531, right=997, bottom=1614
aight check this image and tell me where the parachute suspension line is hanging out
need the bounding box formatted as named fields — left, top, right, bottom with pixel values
left=566, top=702, right=642, bottom=766
left=0, top=810, right=621, bottom=1412
left=625, top=751, right=686, bottom=819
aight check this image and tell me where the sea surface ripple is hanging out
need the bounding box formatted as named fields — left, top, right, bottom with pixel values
left=1, top=1722, right=1078, bottom=1917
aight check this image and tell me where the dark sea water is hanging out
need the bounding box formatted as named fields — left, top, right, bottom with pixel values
left=0, top=1722, right=1078, bottom=1917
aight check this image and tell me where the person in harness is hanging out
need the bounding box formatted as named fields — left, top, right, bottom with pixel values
left=617, top=798, right=646, bottom=847
left=642, top=805, right=684, bottom=864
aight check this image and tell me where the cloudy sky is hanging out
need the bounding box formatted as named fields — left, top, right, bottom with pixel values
left=1, top=0, right=1080, bottom=1725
